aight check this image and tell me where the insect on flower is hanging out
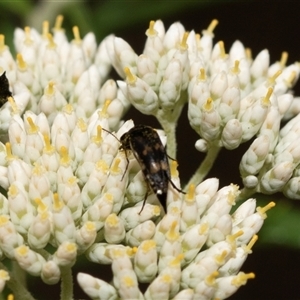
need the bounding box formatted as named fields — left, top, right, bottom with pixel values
left=0, top=71, right=12, bottom=108
left=104, top=124, right=185, bottom=213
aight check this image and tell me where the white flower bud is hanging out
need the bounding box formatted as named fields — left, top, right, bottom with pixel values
left=53, top=241, right=77, bottom=267
left=41, top=260, right=61, bottom=285
left=0, top=269, right=10, bottom=293
left=104, top=213, right=126, bottom=244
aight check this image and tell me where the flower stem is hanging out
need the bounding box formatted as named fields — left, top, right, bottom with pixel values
left=185, top=145, right=221, bottom=189
left=60, top=267, right=73, bottom=300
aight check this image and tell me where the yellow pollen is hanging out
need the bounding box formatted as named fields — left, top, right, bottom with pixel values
left=203, top=97, right=214, bottom=111
left=170, top=160, right=179, bottom=178
left=8, top=184, right=18, bottom=197
left=199, top=222, right=209, bottom=235
left=170, top=253, right=184, bottom=266
left=42, top=21, right=49, bottom=38
left=206, top=19, right=219, bottom=34
left=124, top=67, right=137, bottom=84
left=0, top=34, right=6, bottom=52
left=46, top=81, right=55, bottom=96
left=104, top=193, right=114, bottom=203
left=215, top=250, right=227, bottom=265
left=268, top=69, right=282, bottom=84
left=178, top=31, right=189, bottom=51
left=162, top=274, right=172, bottom=283
left=126, top=246, right=138, bottom=256
left=231, top=60, right=240, bottom=74
left=146, top=20, right=157, bottom=37
left=63, top=103, right=74, bottom=115
left=65, top=242, right=76, bottom=253
left=59, top=146, right=71, bottom=165
left=47, top=33, right=56, bottom=49
left=26, top=117, right=39, bottom=134
left=279, top=51, right=288, bottom=67
left=24, top=26, right=33, bottom=45
left=262, top=87, right=273, bottom=107
left=16, top=245, right=29, bottom=256
left=166, top=221, right=179, bottom=241
left=68, top=176, right=77, bottom=185
left=256, top=201, right=275, bottom=219
left=106, top=213, right=119, bottom=226
left=243, top=234, right=258, bottom=254
left=198, top=68, right=206, bottom=81
left=32, top=163, right=43, bottom=175
left=185, top=184, right=195, bottom=201
left=54, top=15, right=64, bottom=31
left=218, top=41, right=226, bottom=59
left=227, top=230, right=244, bottom=244
left=16, top=53, right=27, bottom=70
left=0, top=215, right=9, bottom=226
left=227, top=190, right=237, bottom=206
left=35, top=198, right=47, bottom=212
left=72, top=26, right=81, bottom=44
left=110, top=158, right=121, bottom=174
left=77, top=118, right=87, bottom=132
left=0, top=269, right=9, bottom=281
left=96, top=160, right=109, bottom=172
left=232, top=272, right=255, bottom=286
left=141, top=240, right=156, bottom=252
left=43, top=134, right=55, bottom=153
left=8, top=294, right=14, bottom=300
left=100, top=99, right=111, bottom=117
left=195, top=33, right=201, bottom=48
left=205, top=271, right=219, bottom=286
left=53, top=193, right=64, bottom=211
left=91, top=125, right=103, bottom=145
left=245, top=48, right=252, bottom=60
left=85, top=221, right=96, bottom=232
left=153, top=205, right=161, bottom=216
left=5, top=142, right=17, bottom=161
left=123, top=276, right=135, bottom=287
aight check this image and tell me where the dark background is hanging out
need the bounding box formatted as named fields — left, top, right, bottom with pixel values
left=1, top=1, right=300, bottom=299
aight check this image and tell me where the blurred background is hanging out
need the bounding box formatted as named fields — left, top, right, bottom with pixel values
left=1, top=0, right=300, bottom=299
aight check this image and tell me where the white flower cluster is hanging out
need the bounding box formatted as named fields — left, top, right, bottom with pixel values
left=0, top=15, right=286, bottom=299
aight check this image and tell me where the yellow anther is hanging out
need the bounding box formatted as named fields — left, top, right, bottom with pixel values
left=0, top=215, right=9, bottom=225
left=84, top=221, right=96, bottom=232
left=24, top=26, right=33, bottom=45
left=43, top=134, right=55, bottom=153
left=124, top=67, right=137, bottom=84
left=215, top=250, right=228, bottom=265
left=42, top=21, right=49, bottom=38
left=63, top=103, right=74, bottom=115
left=256, top=201, right=275, bottom=219
left=166, top=221, right=179, bottom=241
left=262, top=87, right=273, bottom=107
left=7, top=294, right=14, bottom=300
left=16, top=53, right=27, bottom=70
left=227, top=230, right=244, bottom=244
left=141, top=240, right=156, bottom=252
left=195, top=33, right=201, bottom=48
left=203, top=97, right=214, bottom=111
left=72, top=26, right=81, bottom=44
left=53, top=193, right=64, bottom=211
left=96, top=160, right=109, bottom=172
left=178, top=31, right=189, bottom=51
left=16, top=245, right=29, bottom=256
left=68, top=176, right=77, bottom=185
left=106, top=213, right=118, bottom=226
left=46, top=81, right=55, bottom=96
left=100, top=99, right=111, bottom=117
left=76, top=118, right=87, bottom=132
left=232, top=272, right=255, bottom=286
left=162, top=274, right=172, bottom=283
left=199, top=222, right=209, bottom=235
left=170, top=160, right=179, bottom=178
left=185, top=184, right=195, bottom=201
left=8, top=184, right=18, bottom=197
left=0, top=34, right=6, bottom=52
left=153, top=205, right=161, bottom=216
left=146, top=20, right=157, bottom=37
left=5, top=142, right=16, bottom=161
left=123, top=276, right=135, bottom=287
left=218, top=41, right=226, bottom=59
left=268, top=69, right=282, bottom=84
left=35, top=198, right=48, bottom=213
left=32, top=163, right=43, bottom=175
left=59, top=146, right=71, bottom=165
left=206, top=19, right=219, bottom=34
left=104, top=193, right=114, bottom=203
left=54, top=15, right=64, bottom=31
left=127, top=246, right=138, bottom=256
left=65, top=242, right=76, bottom=253
left=26, top=117, right=39, bottom=134
left=91, top=125, right=103, bottom=145
left=47, top=33, right=56, bottom=49
left=243, top=234, right=258, bottom=254
left=245, top=48, right=252, bottom=60
left=279, top=51, right=288, bottom=68
left=198, top=68, right=206, bottom=81
left=170, top=253, right=184, bottom=266
left=110, top=158, right=121, bottom=174
left=205, top=271, right=219, bottom=286
left=231, top=60, right=240, bottom=74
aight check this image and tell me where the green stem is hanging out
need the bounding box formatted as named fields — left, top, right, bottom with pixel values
left=185, top=145, right=221, bottom=189
left=0, top=262, right=36, bottom=300
left=60, top=267, right=74, bottom=300
left=237, top=187, right=257, bottom=202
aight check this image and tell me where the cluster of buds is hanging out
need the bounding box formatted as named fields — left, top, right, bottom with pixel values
left=0, top=14, right=295, bottom=299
